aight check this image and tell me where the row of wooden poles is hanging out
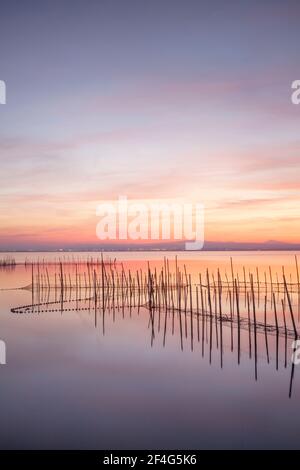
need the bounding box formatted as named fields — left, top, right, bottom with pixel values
left=27, top=255, right=299, bottom=337
left=24, top=256, right=118, bottom=267
left=28, top=254, right=300, bottom=291
left=0, top=256, right=16, bottom=267
left=13, top=254, right=298, bottom=397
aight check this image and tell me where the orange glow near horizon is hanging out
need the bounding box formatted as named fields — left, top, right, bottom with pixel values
left=1, top=187, right=300, bottom=248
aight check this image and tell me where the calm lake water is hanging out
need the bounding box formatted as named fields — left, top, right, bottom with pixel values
left=0, top=251, right=300, bottom=449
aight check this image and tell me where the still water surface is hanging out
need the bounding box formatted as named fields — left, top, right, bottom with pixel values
left=0, top=251, right=300, bottom=449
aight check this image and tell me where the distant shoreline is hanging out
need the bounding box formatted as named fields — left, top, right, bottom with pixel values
left=1, top=248, right=300, bottom=253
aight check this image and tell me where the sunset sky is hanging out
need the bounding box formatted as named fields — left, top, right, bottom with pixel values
left=0, top=0, right=300, bottom=250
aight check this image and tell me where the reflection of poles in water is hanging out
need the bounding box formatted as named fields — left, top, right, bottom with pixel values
left=94, top=270, right=97, bottom=328
left=213, top=280, right=219, bottom=350
left=31, top=264, right=34, bottom=313
left=250, top=274, right=258, bottom=381
left=218, top=269, right=223, bottom=369
left=247, top=292, right=252, bottom=359
left=37, top=262, right=40, bottom=314
left=101, top=254, right=106, bottom=336
left=264, top=295, right=269, bottom=363
left=289, top=362, right=295, bottom=399
left=273, top=292, right=279, bottom=370
left=282, top=299, right=287, bottom=368
left=230, top=257, right=235, bottom=316
left=60, top=262, right=64, bottom=315
left=235, top=279, right=241, bottom=365
left=283, top=269, right=298, bottom=399
left=189, top=274, right=193, bottom=352
left=184, top=266, right=188, bottom=338
left=200, top=273, right=205, bottom=358
left=283, top=271, right=298, bottom=339
left=196, top=284, right=199, bottom=342
left=13, top=255, right=300, bottom=397
left=147, top=262, right=155, bottom=346
left=229, top=290, right=233, bottom=352
left=207, top=269, right=213, bottom=364
left=163, top=307, right=168, bottom=348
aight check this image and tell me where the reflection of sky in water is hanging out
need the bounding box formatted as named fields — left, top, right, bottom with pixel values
left=0, top=253, right=300, bottom=449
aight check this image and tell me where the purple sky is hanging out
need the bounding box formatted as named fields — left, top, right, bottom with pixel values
left=0, top=0, right=300, bottom=250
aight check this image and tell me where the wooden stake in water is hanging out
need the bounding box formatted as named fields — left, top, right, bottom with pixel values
left=283, top=271, right=298, bottom=339
left=295, top=255, right=300, bottom=320
left=273, top=292, right=279, bottom=370
left=250, top=274, right=258, bottom=380
left=264, top=295, right=269, bottom=363
left=234, top=279, right=240, bottom=365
